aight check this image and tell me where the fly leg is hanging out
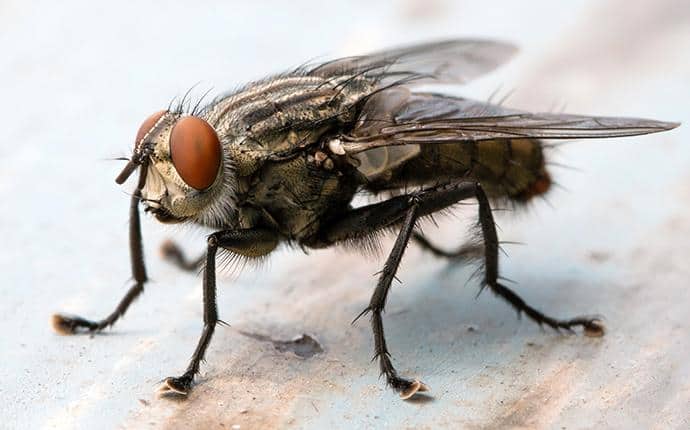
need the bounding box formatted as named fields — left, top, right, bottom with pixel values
left=160, top=240, right=205, bottom=272
left=158, top=228, right=278, bottom=396
left=412, top=231, right=482, bottom=260
left=52, top=166, right=149, bottom=334
left=313, top=181, right=603, bottom=400
left=473, top=186, right=605, bottom=336
left=314, top=181, right=480, bottom=399
left=158, top=235, right=219, bottom=396
left=358, top=199, right=428, bottom=399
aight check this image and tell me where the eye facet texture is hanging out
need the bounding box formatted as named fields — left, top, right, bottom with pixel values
left=170, top=117, right=222, bottom=190
left=135, top=110, right=166, bottom=145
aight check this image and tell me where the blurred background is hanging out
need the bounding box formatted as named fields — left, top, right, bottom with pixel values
left=1, top=1, right=688, bottom=428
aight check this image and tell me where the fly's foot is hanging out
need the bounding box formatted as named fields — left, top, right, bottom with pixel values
left=379, top=352, right=431, bottom=400
left=389, top=376, right=430, bottom=400
left=51, top=313, right=98, bottom=335
left=581, top=318, right=605, bottom=337
left=488, top=282, right=605, bottom=336
left=539, top=315, right=605, bottom=336
left=525, top=313, right=606, bottom=337
left=158, top=374, right=194, bottom=397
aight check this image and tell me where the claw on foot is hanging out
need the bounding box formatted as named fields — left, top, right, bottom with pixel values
left=158, top=376, right=192, bottom=397
left=399, top=379, right=430, bottom=400
left=583, top=319, right=605, bottom=337
left=52, top=314, right=76, bottom=335
left=51, top=313, right=95, bottom=335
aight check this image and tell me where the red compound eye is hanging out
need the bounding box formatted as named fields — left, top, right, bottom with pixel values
left=169, top=116, right=222, bottom=190
left=135, top=110, right=166, bottom=144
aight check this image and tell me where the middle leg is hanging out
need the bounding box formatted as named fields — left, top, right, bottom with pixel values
left=356, top=198, right=430, bottom=399
left=160, top=239, right=205, bottom=272
left=412, top=231, right=482, bottom=260
left=158, top=228, right=278, bottom=396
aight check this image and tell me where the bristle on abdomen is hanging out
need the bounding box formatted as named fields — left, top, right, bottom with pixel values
left=466, top=138, right=552, bottom=201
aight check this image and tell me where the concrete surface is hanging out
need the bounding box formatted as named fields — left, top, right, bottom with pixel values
left=1, top=1, right=689, bottom=429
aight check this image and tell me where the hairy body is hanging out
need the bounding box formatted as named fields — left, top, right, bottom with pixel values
left=171, top=75, right=551, bottom=242
left=52, top=39, right=677, bottom=399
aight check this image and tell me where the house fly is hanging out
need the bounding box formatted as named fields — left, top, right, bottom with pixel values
left=52, top=39, right=679, bottom=400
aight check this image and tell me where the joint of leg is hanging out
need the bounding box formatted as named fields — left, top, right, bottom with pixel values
left=369, top=304, right=385, bottom=315
left=207, top=235, right=218, bottom=248
left=407, top=193, right=423, bottom=206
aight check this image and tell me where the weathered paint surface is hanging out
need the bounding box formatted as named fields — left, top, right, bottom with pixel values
left=1, top=1, right=689, bottom=429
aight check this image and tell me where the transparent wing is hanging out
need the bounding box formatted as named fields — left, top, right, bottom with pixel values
left=342, top=92, right=679, bottom=154
left=308, top=39, right=518, bottom=85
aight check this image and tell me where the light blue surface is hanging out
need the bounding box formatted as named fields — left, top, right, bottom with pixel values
left=1, top=1, right=689, bottom=429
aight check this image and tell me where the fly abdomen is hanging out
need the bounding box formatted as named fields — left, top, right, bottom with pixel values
left=472, top=138, right=551, bottom=201
left=362, top=138, right=550, bottom=202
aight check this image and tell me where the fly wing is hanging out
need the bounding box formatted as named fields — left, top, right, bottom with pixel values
left=308, top=39, right=517, bottom=85
left=343, top=92, right=680, bottom=154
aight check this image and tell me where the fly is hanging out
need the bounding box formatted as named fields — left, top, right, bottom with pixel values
left=52, top=39, right=679, bottom=400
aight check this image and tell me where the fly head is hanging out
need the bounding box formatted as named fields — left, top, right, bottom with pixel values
left=116, top=110, right=238, bottom=226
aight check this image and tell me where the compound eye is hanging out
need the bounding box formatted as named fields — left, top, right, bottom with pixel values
left=169, top=117, right=222, bottom=190
left=135, top=110, right=166, bottom=144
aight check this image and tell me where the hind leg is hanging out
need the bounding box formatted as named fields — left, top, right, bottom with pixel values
left=472, top=186, right=604, bottom=336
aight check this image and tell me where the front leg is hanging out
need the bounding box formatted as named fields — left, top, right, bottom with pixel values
left=158, top=228, right=278, bottom=396
left=52, top=163, right=149, bottom=334
left=160, top=239, right=205, bottom=272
